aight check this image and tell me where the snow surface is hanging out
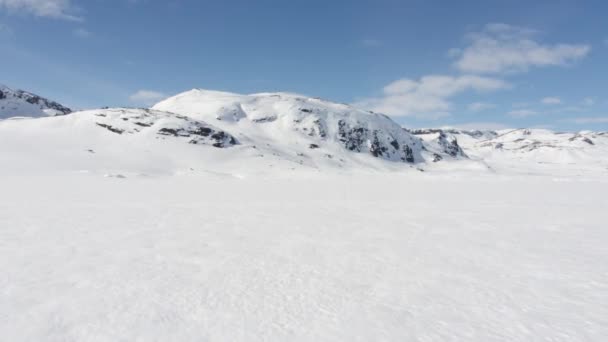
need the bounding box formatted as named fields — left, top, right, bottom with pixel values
left=1, top=87, right=608, bottom=341
left=1, top=172, right=607, bottom=341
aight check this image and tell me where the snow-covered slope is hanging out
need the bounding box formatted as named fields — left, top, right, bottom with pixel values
left=153, top=89, right=465, bottom=165
left=1, top=88, right=476, bottom=176
left=412, top=128, right=608, bottom=175
left=0, top=108, right=248, bottom=176
left=88, top=108, right=238, bottom=148
left=0, top=84, right=71, bottom=119
left=1, top=86, right=606, bottom=176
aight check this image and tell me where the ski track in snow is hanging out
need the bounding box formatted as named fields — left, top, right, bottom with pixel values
left=1, top=173, right=607, bottom=341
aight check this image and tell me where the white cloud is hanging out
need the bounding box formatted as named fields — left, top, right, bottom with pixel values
left=355, top=75, right=509, bottom=118
left=507, top=109, right=538, bottom=117
left=451, top=23, right=590, bottom=74
left=541, top=97, right=561, bottom=105
left=129, top=90, right=167, bottom=106
left=563, top=117, right=608, bottom=124
left=468, top=102, right=496, bottom=112
left=0, top=0, right=81, bottom=21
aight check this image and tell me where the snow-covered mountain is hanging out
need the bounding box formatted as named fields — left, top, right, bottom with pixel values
left=412, top=128, right=608, bottom=175
left=0, top=85, right=606, bottom=177
left=0, top=88, right=472, bottom=176
left=153, top=89, right=438, bottom=164
left=0, top=84, right=72, bottom=119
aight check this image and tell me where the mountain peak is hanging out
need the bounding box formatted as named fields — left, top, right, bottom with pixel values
left=0, top=84, right=71, bottom=119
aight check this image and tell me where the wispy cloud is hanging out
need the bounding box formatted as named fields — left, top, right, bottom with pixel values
left=541, top=97, right=561, bottom=105
left=451, top=23, right=590, bottom=74
left=72, top=28, right=90, bottom=38
left=468, top=102, right=496, bottom=112
left=355, top=75, right=509, bottom=119
left=0, top=0, right=81, bottom=21
left=562, top=117, right=608, bottom=124
left=507, top=109, right=538, bottom=117
left=129, top=90, right=167, bottom=106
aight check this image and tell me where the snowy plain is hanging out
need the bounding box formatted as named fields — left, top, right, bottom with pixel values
left=1, top=89, right=608, bottom=341
left=1, top=170, right=607, bottom=341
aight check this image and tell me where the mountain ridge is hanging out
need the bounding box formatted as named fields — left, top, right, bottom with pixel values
left=1, top=85, right=606, bottom=177
left=0, top=84, right=72, bottom=119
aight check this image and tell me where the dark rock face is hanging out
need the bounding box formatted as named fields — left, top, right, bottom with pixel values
left=158, top=125, right=238, bottom=147
left=404, top=145, right=415, bottom=163
left=408, top=128, right=467, bottom=159
left=252, top=116, right=276, bottom=123
left=436, top=132, right=466, bottom=157
left=14, top=89, right=72, bottom=115
left=582, top=137, right=594, bottom=145
left=370, top=133, right=389, bottom=157
left=410, top=128, right=497, bottom=140
left=569, top=134, right=595, bottom=145
left=338, top=120, right=367, bottom=152
left=390, top=140, right=399, bottom=150
left=337, top=120, right=417, bottom=163
left=0, top=86, right=72, bottom=116
left=96, top=123, right=124, bottom=134
left=208, top=131, right=238, bottom=148
left=92, top=108, right=238, bottom=148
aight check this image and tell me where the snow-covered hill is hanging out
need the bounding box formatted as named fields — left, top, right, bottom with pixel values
left=0, top=86, right=606, bottom=177
left=153, top=89, right=466, bottom=165
left=412, top=128, right=608, bottom=175
left=2, top=88, right=608, bottom=342
left=0, top=107, right=250, bottom=176
left=0, top=84, right=71, bottom=119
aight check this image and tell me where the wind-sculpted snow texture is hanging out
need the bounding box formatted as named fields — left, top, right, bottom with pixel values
left=0, top=84, right=71, bottom=119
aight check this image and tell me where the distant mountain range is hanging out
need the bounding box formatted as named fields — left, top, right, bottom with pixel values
left=1, top=84, right=606, bottom=176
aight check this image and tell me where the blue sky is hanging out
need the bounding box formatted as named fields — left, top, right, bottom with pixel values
left=0, top=0, right=607, bottom=131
